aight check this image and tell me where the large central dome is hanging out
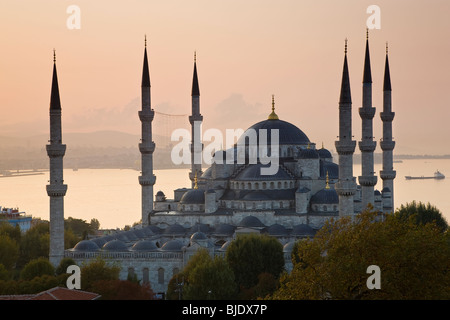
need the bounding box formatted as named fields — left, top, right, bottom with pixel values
left=236, top=118, right=310, bottom=146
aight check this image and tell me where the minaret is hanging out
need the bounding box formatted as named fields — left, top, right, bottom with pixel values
left=47, top=50, right=67, bottom=267
left=189, top=52, right=203, bottom=187
left=138, top=36, right=156, bottom=226
left=358, top=30, right=377, bottom=209
left=379, top=43, right=396, bottom=211
left=335, top=39, right=357, bottom=217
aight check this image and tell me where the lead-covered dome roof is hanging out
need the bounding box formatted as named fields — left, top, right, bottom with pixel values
left=310, top=188, right=339, bottom=204
left=236, top=119, right=310, bottom=147
left=179, top=189, right=205, bottom=204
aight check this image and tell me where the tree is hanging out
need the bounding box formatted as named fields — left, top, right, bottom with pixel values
left=55, top=257, right=77, bottom=276
left=20, top=257, right=55, bottom=281
left=396, top=201, right=448, bottom=232
left=18, top=223, right=49, bottom=268
left=0, top=234, right=19, bottom=271
left=0, top=222, right=21, bottom=243
left=80, top=258, right=120, bottom=292
left=271, top=209, right=450, bottom=300
left=225, top=233, right=284, bottom=294
left=182, top=249, right=237, bottom=300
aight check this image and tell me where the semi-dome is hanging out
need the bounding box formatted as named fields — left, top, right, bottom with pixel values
left=310, top=188, right=339, bottom=204
left=298, top=148, right=319, bottom=159
left=131, top=240, right=158, bottom=251
left=317, top=147, right=332, bottom=159
left=236, top=118, right=310, bottom=147
left=102, top=239, right=128, bottom=251
left=265, top=224, right=288, bottom=236
left=72, top=240, right=100, bottom=252
left=163, top=223, right=186, bottom=236
left=235, top=163, right=293, bottom=181
left=190, top=231, right=208, bottom=241
left=160, top=239, right=183, bottom=251
left=238, top=215, right=266, bottom=228
left=212, top=224, right=236, bottom=236
left=179, top=189, right=205, bottom=204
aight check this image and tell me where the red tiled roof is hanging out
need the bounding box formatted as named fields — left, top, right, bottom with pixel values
left=0, top=287, right=100, bottom=300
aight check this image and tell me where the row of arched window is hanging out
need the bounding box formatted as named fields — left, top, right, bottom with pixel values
left=127, top=266, right=180, bottom=285
left=230, top=180, right=295, bottom=190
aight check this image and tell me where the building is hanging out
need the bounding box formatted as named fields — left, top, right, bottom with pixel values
left=0, top=206, right=32, bottom=232
left=64, top=33, right=395, bottom=297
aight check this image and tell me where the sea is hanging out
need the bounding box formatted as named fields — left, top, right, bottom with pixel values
left=1, top=159, right=449, bottom=229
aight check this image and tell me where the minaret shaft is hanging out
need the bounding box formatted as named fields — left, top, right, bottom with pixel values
left=189, top=58, right=203, bottom=187
left=358, top=38, right=377, bottom=209
left=47, top=60, right=67, bottom=267
left=139, top=46, right=156, bottom=226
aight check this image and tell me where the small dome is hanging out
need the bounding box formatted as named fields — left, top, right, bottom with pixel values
left=73, top=240, right=100, bottom=252
left=133, top=229, right=146, bottom=239
left=124, top=230, right=138, bottom=241
left=220, top=241, right=232, bottom=251
left=163, top=223, right=186, bottom=236
left=160, top=239, right=183, bottom=251
left=190, top=231, right=208, bottom=241
left=179, top=189, right=205, bottom=204
left=144, top=225, right=161, bottom=235
left=156, top=190, right=165, bottom=196
left=113, top=232, right=130, bottom=242
left=90, top=237, right=107, bottom=247
left=266, top=224, right=288, bottom=236
left=102, top=239, right=128, bottom=251
left=310, top=188, right=339, bottom=204
left=298, top=148, right=319, bottom=159
left=131, top=240, right=158, bottom=251
left=189, top=223, right=212, bottom=234
left=213, top=224, right=236, bottom=236
left=291, top=224, right=316, bottom=237
left=283, top=241, right=296, bottom=252
left=238, top=215, right=265, bottom=228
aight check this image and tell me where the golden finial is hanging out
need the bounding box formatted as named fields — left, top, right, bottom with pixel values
left=268, top=94, right=279, bottom=120
left=344, top=38, right=348, bottom=54
left=145, top=34, right=147, bottom=48
left=322, top=142, right=324, bottom=149
left=325, top=171, right=330, bottom=189
left=53, top=49, right=56, bottom=63
left=307, top=142, right=311, bottom=149
left=366, top=28, right=369, bottom=40
left=194, top=171, right=198, bottom=189
left=386, top=41, right=388, bottom=54
left=194, top=51, right=196, bottom=63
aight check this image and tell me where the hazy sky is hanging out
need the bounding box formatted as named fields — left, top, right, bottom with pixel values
left=1, top=0, right=449, bottom=155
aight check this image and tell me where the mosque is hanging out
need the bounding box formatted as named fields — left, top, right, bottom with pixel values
left=49, top=33, right=396, bottom=297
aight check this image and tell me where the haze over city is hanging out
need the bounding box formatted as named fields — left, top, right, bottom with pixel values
left=1, top=0, right=449, bottom=155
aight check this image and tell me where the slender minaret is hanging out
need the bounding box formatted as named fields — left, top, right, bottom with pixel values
left=379, top=43, right=396, bottom=210
left=47, top=50, right=67, bottom=267
left=189, top=52, right=203, bottom=187
left=138, top=36, right=156, bottom=226
left=335, top=39, right=357, bottom=217
left=358, top=30, right=377, bottom=209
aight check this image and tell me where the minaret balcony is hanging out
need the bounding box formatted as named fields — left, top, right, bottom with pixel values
left=46, top=144, right=66, bottom=157
left=335, top=179, right=357, bottom=196
left=380, top=111, right=395, bottom=122
left=380, top=140, right=395, bottom=151
left=335, top=141, right=356, bottom=155
left=380, top=170, right=396, bottom=180
left=189, top=115, right=203, bottom=124
left=358, top=140, right=377, bottom=152
left=359, top=107, right=376, bottom=119
left=139, top=110, right=155, bottom=122
left=139, top=142, right=155, bottom=154
left=139, top=175, right=156, bottom=186
left=358, top=175, right=378, bottom=187
left=46, top=184, right=68, bottom=197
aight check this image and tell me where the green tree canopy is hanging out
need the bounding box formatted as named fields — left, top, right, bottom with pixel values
left=395, top=201, right=448, bottom=232
left=80, top=258, right=120, bottom=292
left=225, top=233, right=284, bottom=292
left=20, top=257, right=55, bottom=281
left=272, top=209, right=450, bottom=300
left=181, top=249, right=237, bottom=300
left=0, top=234, right=19, bottom=271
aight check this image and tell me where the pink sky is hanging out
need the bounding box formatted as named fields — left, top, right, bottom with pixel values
left=1, top=0, right=449, bottom=155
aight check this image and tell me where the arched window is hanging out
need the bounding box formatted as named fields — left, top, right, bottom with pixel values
left=158, top=268, right=165, bottom=284
left=143, top=267, right=149, bottom=284
left=128, top=267, right=135, bottom=280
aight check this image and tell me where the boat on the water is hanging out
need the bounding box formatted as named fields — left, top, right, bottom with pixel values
left=405, top=170, right=445, bottom=180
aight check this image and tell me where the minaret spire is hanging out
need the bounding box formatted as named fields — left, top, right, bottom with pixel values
left=189, top=52, right=203, bottom=187
left=380, top=43, right=396, bottom=211
left=47, top=51, right=67, bottom=267
left=138, top=37, right=156, bottom=225
left=335, top=39, right=357, bottom=217
left=358, top=30, right=377, bottom=209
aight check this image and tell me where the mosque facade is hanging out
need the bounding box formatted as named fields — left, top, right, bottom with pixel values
left=59, top=34, right=395, bottom=297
